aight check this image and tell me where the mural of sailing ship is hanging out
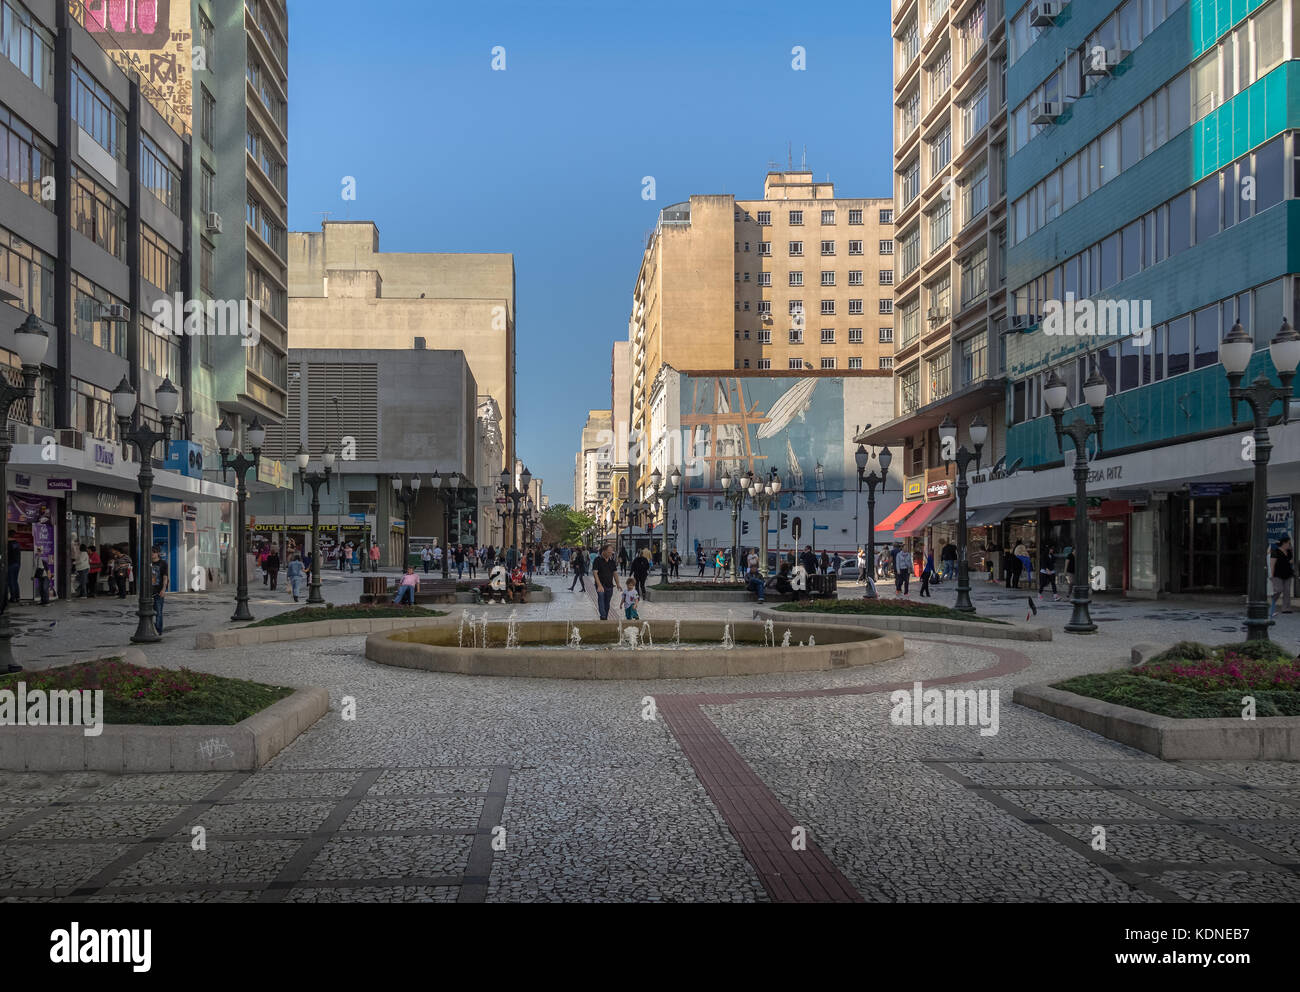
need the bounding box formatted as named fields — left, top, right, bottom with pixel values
left=680, top=376, right=845, bottom=511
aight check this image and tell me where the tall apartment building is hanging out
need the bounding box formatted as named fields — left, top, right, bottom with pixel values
left=0, top=0, right=237, bottom=593
left=856, top=0, right=1011, bottom=565
left=967, top=0, right=1300, bottom=598
left=608, top=341, right=632, bottom=524
left=573, top=408, right=612, bottom=511
left=629, top=170, right=896, bottom=494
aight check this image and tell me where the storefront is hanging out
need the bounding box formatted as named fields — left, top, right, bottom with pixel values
left=67, top=487, right=137, bottom=595
left=7, top=490, right=59, bottom=600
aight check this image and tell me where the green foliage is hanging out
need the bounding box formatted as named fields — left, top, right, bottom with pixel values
left=1054, top=672, right=1300, bottom=718
left=1149, top=641, right=1214, bottom=663
left=773, top=599, right=1004, bottom=624
left=540, top=503, right=598, bottom=545
left=247, top=605, right=445, bottom=627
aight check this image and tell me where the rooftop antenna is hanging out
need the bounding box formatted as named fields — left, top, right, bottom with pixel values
left=318, top=211, right=331, bottom=228
left=801, top=144, right=807, bottom=170
left=788, top=141, right=792, bottom=171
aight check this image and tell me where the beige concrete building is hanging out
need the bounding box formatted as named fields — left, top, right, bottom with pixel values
left=608, top=342, right=633, bottom=526
left=287, top=221, right=517, bottom=471
left=628, top=170, right=896, bottom=495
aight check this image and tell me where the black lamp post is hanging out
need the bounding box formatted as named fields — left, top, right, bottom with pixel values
left=939, top=415, right=988, bottom=614
left=719, top=469, right=752, bottom=581
left=1220, top=318, right=1300, bottom=641
left=751, top=468, right=782, bottom=577
left=1044, top=359, right=1110, bottom=634
left=435, top=471, right=471, bottom=578
left=855, top=443, right=892, bottom=598
left=0, top=313, right=50, bottom=673
left=391, top=473, right=422, bottom=570
left=498, top=466, right=530, bottom=565
left=112, top=375, right=181, bottom=643
left=649, top=466, right=681, bottom=584
left=216, top=416, right=265, bottom=622
left=295, top=444, right=335, bottom=604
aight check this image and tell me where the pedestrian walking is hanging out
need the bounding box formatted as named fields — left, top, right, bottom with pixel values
left=112, top=550, right=131, bottom=598
left=895, top=546, right=912, bottom=594
left=455, top=545, right=466, bottom=578
left=569, top=546, right=588, bottom=592
left=621, top=578, right=641, bottom=620
left=287, top=553, right=306, bottom=602
left=632, top=549, right=651, bottom=598
left=75, top=544, right=90, bottom=598
left=369, top=542, right=381, bottom=570
left=920, top=548, right=935, bottom=597
left=591, top=545, right=617, bottom=620
left=697, top=548, right=706, bottom=577
left=6, top=530, right=21, bottom=604
left=940, top=541, right=958, bottom=582
left=1271, top=535, right=1295, bottom=617
left=87, top=547, right=101, bottom=597
left=265, top=548, right=281, bottom=591
left=421, top=545, right=433, bottom=574
left=149, top=546, right=168, bottom=634
left=1039, top=543, right=1059, bottom=600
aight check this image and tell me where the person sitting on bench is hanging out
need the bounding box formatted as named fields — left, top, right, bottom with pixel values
left=392, top=566, right=419, bottom=605
left=745, top=561, right=767, bottom=604
left=509, top=564, right=528, bottom=603
left=771, top=561, right=794, bottom=598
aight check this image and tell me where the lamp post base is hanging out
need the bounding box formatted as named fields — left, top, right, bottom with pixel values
left=231, top=601, right=254, bottom=623
left=130, top=620, right=161, bottom=644
left=1243, top=603, right=1273, bottom=642
left=1063, top=584, right=1097, bottom=634
left=307, top=584, right=324, bottom=605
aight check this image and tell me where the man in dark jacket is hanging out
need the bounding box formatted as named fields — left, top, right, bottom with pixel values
left=630, top=552, right=651, bottom=598
left=265, top=548, right=281, bottom=590
left=570, top=546, right=588, bottom=592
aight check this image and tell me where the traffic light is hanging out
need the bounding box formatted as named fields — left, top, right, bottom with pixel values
left=780, top=513, right=788, bottom=530
left=741, top=521, right=750, bottom=535
left=792, top=516, right=802, bottom=541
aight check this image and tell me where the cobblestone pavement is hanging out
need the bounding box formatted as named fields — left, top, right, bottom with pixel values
left=1, top=574, right=1297, bottom=902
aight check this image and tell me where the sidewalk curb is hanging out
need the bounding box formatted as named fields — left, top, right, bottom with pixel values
left=1013, top=682, right=1300, bottom=759
left=0, top=686, right=329, bottom=772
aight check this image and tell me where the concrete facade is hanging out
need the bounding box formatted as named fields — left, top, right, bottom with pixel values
left=287, top=221, right=517, bottom=473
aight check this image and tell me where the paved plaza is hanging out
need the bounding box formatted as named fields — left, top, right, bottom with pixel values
left=1, top=574, right=1298, bottom=903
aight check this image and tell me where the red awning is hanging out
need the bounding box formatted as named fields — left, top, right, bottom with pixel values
left=895, top=498, right=955, bottom=539
left=876, top=500, right=922, bottom=533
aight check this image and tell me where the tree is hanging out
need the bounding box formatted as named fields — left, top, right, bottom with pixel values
left=540, top=503, right=599, bottom=545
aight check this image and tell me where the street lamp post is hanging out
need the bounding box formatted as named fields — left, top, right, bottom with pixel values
left=498, top=466, right=531, bottom=567
left=1044, top=359, right=1110, bottom=634
left=649, top=466, right=681, bottom=585
left=1220, top=318, right=1300, bottom=641
left=434, top=472, right=469, bottom=580
left=391, top=474, right=422, bottom=570
left=939, top=416, right=988, bottom=614
left=112, top=375, right=182, bottom=643
left=719, top=469, right=752, bottom=581
left=751, top=468, right=782, bottom=577
left=216, top=417, right=265, bottom=622
left=295, top=444, right=335, bottom=605
left=0, top=313, right=50, bottom=673
left=855, top=443, right=892, bottom=598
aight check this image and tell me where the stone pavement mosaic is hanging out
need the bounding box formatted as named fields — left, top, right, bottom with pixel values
left=1, top=574, right=1298, bottom=902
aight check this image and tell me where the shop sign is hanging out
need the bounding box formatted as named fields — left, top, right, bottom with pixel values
left=925, top=479, right=952, bottom=500
left=1086, top=464, right=1123, bottom=484
left=69, top=489, right=126, bottom=515
left=46, top=478, right=74, bottom=491
left=183, top=503, right=197, bottom=522
left=93, top=443, right=115, bottom=468
left=14, top=474, right=30, bottom=488
left=905, top=476, right=924, bottom=499
left=1189, top=482, right=1233, bottom=499
left=1267, top=496, right=1292, bottom=545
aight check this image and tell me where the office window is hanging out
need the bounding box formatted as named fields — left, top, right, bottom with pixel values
left=961, top=332, right=988, bottom=384
left=880, top=209, right=893, bottom=224
left=821, top=210, right=835, bottom=225
left=821, top=357, right=837, bottom=369
left=928, top=199, right=951, bottom=251
left=930, top=124, right=952, bottom=177
left=848, top=357, right=863, bottom=369
left=880, top=240, right=894, bottom=255
left=849, top=240, right=864, bottom=255
left=1193, top=305, right=1219, bottom=369
left=821, top=240, right=835, bottom=256
left=789, top=326, right=804, bottom=344
left=879, top=300, right=894, bottom=314
left=789, top=300, right=804, bottom=316
left=848, top=209, right=863, bottom=224
left=70, top=273, right=127, bottom=356
left=928, top=350, right=952, bottom=401
left=821, top=300, right=836, bottom=315
left=200, top=86, right=215, bottom=146
left=848, top=327, right=864, bottom=344
left=789, top=271, right=803, bottom=287
left=758, top=272, right=771, bottom=286
left=0, top=104, right=55, bottom=207
left=139, top=135, right=180, bottom=213
left=901, top=158, right=921, bottom=206
left=759, top=241, right=771, bottom=255
left=0, top=223, right=54, bottom=319
left=821, top=271, right=835, bottom=286
left=900, top=228, right=920, bottom=277
left=789, top=358, right=805, bottom=370
left=743, top=272, right=750, bottom=282
left=1, top=0, right=54, bottom=92
left=757, top=210, right=771, bottom=225
left=961, top=82, right=989, bottom=142
left=757, top=329, right=771, bottom=343
left=788, top=241, right=803, bottom=256
left=849, top=270, right=864, bottom=286
left=878, top=356, right=894, bottom=369
left=743, top=359, right=750, bottom=368
left=758, top=301, right=772, bottom=316
left=141, top=227, right=181, bottom=292
left=72, top=61, right=126, bottom=162
left=879, top=270, right=894, bottom=285
left=200, top=240, right=214, bottom=296
left=1256, top=136, right=1284, bottom=212
left=821, top=328, right=835, bottom=344
left=877, top=327, right=891, bottom=343
left=849, top=299, right=864, bottom=315
left=758, top=359, right=771, bottom=370
left=70, top=167, right=126, bottom=260
left=199, top=11, right=215, bottom=68
left=963, top=159, right=989, bottom=223
left=789, top=210, right=803, bottom=225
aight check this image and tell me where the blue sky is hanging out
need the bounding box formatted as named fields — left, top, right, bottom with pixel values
left=287, top=0, right=895, bottom=503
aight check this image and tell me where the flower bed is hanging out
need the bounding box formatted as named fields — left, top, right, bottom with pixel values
left=247, top=604, right=446, bottom=627
left=1053, top=640, right=1300, bottom=718
left=772, top=598, right=1004, bottom=624
left=0, top=660, right=294, bottom=726
left=650, top=582, right=746, bottom=591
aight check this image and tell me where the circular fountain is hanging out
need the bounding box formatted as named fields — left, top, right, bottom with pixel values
left=365, top=615, right=904, bottom=680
